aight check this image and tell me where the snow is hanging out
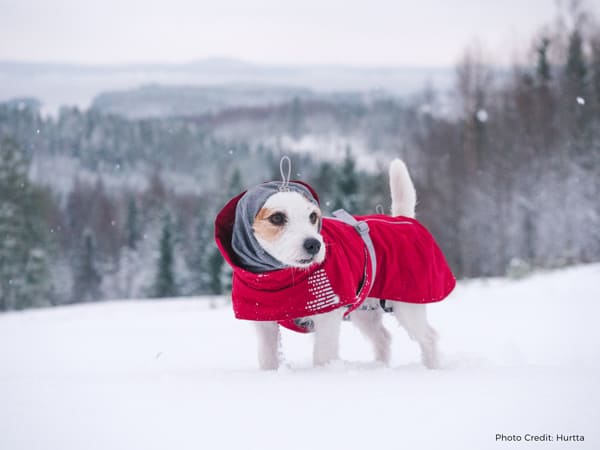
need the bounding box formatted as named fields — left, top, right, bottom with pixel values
left=1, top=265, right=599, bottom=449
left=476, top=108, right=489, bottom=122
left=275, top=134, right=382, bottom=172
left=29, top=155, right=214, bottom=196
left=576, top=96, right=585, bottom=105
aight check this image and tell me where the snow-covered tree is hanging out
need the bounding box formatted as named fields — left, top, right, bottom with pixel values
left=566, top=29, right=587, bottom=92
left=126, top=197, right=140, bottom=250
left=71, top=229, right=102, bottom=303
left=187, top=213, right=214, bottom=295
left=207, top=248, right=226, bottom=295
left=0, top=138, right=53, bottom=310
left=227, top=167, right=244, bottom=199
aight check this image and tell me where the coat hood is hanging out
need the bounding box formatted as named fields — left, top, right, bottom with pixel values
left=215, top=180, right=320, bottom=279
left=231, top=181, right=319, bottom=273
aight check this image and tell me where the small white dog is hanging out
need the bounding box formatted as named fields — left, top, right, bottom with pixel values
left=248, top=159, right=442, bottom=370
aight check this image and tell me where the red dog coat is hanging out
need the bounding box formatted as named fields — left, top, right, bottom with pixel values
left=215, top=182, right=456, bottom=332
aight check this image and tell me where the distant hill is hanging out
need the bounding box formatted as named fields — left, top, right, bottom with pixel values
left=92, top=84, right=315, bottom=119
left=0, top=58, right=453, bottom=114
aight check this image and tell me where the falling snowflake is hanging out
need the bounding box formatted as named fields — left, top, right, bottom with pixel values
left=36, top=129, right=40, bottom=134
left=419, top=104, right=432, bottom=115
left=576, top=97, right=585, bottom=105
left=476, top=109, right=489, bottom=123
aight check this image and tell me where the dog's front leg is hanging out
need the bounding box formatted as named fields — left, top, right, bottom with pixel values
left=351, top=298, right=392, bottom=364
left=254, top=321, right=280, bottom=370
left=312, top=308, right=344, bottom=366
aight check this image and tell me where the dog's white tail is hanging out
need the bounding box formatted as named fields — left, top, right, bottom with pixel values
left=389, top=159, right=416, bottom=218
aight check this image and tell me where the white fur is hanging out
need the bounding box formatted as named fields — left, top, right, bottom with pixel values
left=389, top=158, right=416, bottom=217
left=254, top=321, right=280, bottom=370
left=253, top=159, right=441, bottom=370
left=312, top=308, right=344, bottom=366
left=255, top=191, right=325, bottom=269
left=392, top=302, right=440, bottom=369
left=351, top=298, right=392, bottom=364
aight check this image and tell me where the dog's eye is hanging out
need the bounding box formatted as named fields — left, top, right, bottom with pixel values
left=309, top=212, right=318, bottom=225
left=268, top=212, right=286, bottom=226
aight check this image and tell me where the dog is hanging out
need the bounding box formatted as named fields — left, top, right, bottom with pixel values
left=214, top=159, right=455, bottom=370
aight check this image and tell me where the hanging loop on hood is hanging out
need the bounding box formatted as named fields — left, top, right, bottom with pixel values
left=375, top=204, right=385, bottom=215
left=279, top=155, right=292, bottom=191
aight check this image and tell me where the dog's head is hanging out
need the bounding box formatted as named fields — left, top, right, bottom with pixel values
left=231, top=182, right=325, bottom=272
left=253, top=190, right=325, bottom=268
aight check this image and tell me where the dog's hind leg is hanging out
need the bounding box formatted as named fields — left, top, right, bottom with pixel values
left=254, top=321, right=281, bottom=370
left=392, top=302, right=440, bottom=369
left=312, top=308, right=344, bottom=366
left=351, top=298, right=391, bottom=364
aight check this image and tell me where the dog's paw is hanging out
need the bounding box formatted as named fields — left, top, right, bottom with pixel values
left=259, top=361, right=279, bottom=371
left=422, top=351, right=441, bottom=370
left=421, top=336, right=441, bottom=369
left=258, top=353, right=280, bottom=370
left=258, top=354, right=280, bottom=371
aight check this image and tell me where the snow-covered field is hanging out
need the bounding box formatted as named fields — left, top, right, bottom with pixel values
left=1, top=265, right=599, bottom=450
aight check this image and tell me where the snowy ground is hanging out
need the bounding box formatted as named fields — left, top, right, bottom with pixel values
left=1, top=265, right=599, bottom=450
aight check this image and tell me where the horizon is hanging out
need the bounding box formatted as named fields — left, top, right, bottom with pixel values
left=0, top=57, right=455, bottom=69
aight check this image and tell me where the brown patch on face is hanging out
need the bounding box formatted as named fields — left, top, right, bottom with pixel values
left=253, top=207, right=284, bottom=242
left=315, top=208, right=322, bottom=220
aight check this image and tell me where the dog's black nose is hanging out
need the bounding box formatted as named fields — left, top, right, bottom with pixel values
left=303, top=238, right=321, bottom=255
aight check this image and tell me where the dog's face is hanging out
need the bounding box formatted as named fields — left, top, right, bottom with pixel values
left=252, top=191, right=325, bottom=269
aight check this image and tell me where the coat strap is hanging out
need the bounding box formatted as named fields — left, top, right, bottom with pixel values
left=332, top=209, right=377, bottom=287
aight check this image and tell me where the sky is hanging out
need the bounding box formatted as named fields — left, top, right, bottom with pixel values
left=0, top=0, right=585, bottom=67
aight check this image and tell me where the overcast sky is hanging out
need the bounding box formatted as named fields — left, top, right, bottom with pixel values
left=0, top=0, right=582, bottom=67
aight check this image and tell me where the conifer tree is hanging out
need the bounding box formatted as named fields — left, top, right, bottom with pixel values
left=536, top=37, right=552, bottom=83
left=227, top=167, right=244, bottom=199
left=187, top=214, right=212, bottom=295
left=592, top=36, right=600, bottom=107
left=0, top=138, right=53, bottom=310
left=566, top=29, right=587, bottom=92
left=22, top=249, right=53, bottom=308
left=207, top=248, right=225, bottom=295
left=72, top=229, right=102, bottom=303
left=311, top=161, right=336, bottom=213
left=334, top=146, right=360, bottom=213
left=153, top=214, right=177, bottom=298
left=126, top=197, right=140, bottom=250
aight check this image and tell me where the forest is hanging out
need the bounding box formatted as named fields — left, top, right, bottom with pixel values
left=1, top=6, right=599, bottom=310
